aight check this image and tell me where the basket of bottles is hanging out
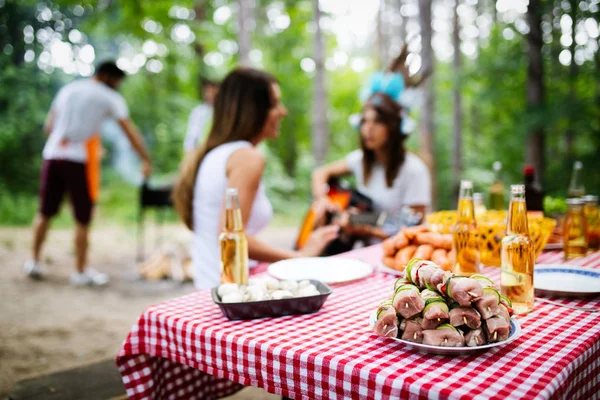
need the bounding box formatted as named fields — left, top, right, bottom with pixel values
left=425, top=211, right=556, bottom=267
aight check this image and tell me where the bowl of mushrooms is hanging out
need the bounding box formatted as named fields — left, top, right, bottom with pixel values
left=211, top=277, right=332, bottom=320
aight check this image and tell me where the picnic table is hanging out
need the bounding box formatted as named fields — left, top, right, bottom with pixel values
left=116, top=248, right=600, bottom=399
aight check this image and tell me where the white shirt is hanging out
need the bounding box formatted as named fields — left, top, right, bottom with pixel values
left=192, top=141, right=273, bottom=290
left=43, top=79, right=129, bottom=163
left=183, top=104, right=212, bottom=152
left=346, top=149, right=431, bottom=214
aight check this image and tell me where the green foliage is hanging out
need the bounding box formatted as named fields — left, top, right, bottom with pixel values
left=544, top=196, right=568, bottom=215
left=1, top=0, right=599, bottom=229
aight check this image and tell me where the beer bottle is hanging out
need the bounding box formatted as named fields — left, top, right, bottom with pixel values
left=452, top=180, right=480, bottom=276
left=501, top=185, right=535, bottom=314
left=219, top=188, right=249, bottom=284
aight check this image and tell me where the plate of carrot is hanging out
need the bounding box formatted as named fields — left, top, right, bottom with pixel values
left=381, top=225, right=454, bottom=274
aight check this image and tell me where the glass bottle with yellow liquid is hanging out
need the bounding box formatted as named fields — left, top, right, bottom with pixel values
left=219, top=188, right=249, bottom=284
left=500, top=185, right=535, bottom=314
left=489, top=161, right=505, bottom=210
left=567, top=161, right=585, bottom=199
left=563, top=198, right=588, bottom=259
left=452, top=180, right=480, bottom=276
left=583, top=195, right=599, bottom=251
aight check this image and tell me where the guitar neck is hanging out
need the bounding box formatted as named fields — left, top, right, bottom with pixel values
left=348, top=211, right=388, bottom=227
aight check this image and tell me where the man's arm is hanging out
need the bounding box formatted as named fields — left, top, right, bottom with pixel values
left=117, top=119, right=152, bottom=178
left=43, top=110, right=55, bottom=135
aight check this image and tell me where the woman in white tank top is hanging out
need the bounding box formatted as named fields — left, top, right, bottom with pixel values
left=173, top=68, right=338, bottom=289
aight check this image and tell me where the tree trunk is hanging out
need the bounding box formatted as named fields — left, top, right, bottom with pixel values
left=193, top=0, right=207, bottom=75
left=491, top=0, right=498, bottom=23
left=452, top=0, right=463, bottom=185
left=565, top=0, right=577, bottom=159
left=312, top=0, right=328, bottom=166
left=525, top=0, right=545, bottom=182
left=418, top=0, right=436, bottom=208
left=377, top=0, right=385, bottom=69
left=237, top=0, right=252, bottom=66
left=398, top=0, right=407, bottom=42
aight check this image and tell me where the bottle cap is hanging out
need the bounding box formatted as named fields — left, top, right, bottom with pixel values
left=566, top=198, right=584, bottom=205
left=473, top=193, right=484, bottom=201
left=226, top=187, right=239, bottom=196
left=460, top=180, right=473, bottom=189
left=574, top=161, right=583, bottom=169
left=523, top=165, right=535, bottom=176
left=583, top=195, right=598, bottom=202
left=511, top=184, right=525, bottom=194
left=493, top=161, right=502, bottom=171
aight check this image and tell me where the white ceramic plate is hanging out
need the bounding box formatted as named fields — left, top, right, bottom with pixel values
left=534, top=264, right=600, bottom=297
left=377, top=262, right=404, bottom=277
left=369, top=312, right=521, bottom=356
left=268, top=257, right=373, bottom=284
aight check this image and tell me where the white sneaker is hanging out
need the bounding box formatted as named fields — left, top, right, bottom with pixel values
left=70, top=268, right=109, bottom=287
left=24, top=259, right=46, bottom=280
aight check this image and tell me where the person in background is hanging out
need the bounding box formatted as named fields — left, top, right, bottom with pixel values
left=25, top=61, right=152, bottom=286
left=183, top=79, right=219, bottom=153
left=173, top=68, right=338, bottom=290
left=312, top=92, right=431, bottom=219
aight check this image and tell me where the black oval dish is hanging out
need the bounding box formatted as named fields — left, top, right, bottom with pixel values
left=211, top=279, right=332, bottom=320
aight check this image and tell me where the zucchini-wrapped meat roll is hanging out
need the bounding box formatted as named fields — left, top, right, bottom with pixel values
left=373, top=300, right=399, bottom=338
left=464, top=328, right=486, bottom=347
left=484, top=315, right=511, bottom=342
left=473, top=287, right=501, bottom=319
left=497, top=303, right=511, bottom=322
left=400, top=318, right=424, bottom=343
left=422, top=324, right=465, bottom=347
left=471, top=274, right=499, bottom=290
left=448, top=305, right=482, bottom=329
left=405, top=259, right=447, bottom=291
left=421, top=290, right=449, bottom=329
left=440, top=276, right=484, bottom=307
left=392, top=283, right=425, bottom=319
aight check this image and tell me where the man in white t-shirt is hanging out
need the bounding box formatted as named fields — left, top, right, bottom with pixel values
left=24, top=61, right=153, bottom=286
left=183, top=79, right=218, bottom=152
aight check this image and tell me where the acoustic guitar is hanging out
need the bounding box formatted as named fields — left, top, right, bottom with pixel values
left=294, top=179, right=389, bottom=253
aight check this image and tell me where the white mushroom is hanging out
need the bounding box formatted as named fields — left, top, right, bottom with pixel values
left=221, top=292, right=244, bottom=303
left=247, top=286, right=269, bottom=301
left=296, top=285, right=320, bottom=298
left=263, top=276, right=281, bottom=290
left=271, top=290, right=294, bottom=300
left=279, top=280, right=299, bottom=293
left=298, top=280, right=311, bottom=289
left=217, top=283, right=239, bottom=298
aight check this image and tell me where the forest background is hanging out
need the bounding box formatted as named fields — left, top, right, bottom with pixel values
left=1, top=0, right=599, bottom=227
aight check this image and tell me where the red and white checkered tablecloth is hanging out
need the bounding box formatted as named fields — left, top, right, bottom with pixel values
left=116, top=249, right=600, bottom=400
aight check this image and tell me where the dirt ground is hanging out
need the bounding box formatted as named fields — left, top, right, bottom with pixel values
left=0, top=223, right=296, bottom=398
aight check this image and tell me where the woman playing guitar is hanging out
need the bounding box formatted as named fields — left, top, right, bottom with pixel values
left=299, top=47, right=432, bottom=253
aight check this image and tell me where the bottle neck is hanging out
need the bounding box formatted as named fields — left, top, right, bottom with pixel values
left=524, top=174, right=534, bottom=185
left=507, top=196, right=529, bottom=235
left=224, top=208, right=244, bottom=232
left=569, top=167, right=583, bottom=189
left=457, top=197, right=475, bottom=222
left=494, top=169, right=502, bottom=182
left=223, top=190, right=244, bottom=232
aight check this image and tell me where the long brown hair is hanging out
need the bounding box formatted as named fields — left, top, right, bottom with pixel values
left=173, top=68, right=277, bottom=230
left=360, top=92, right=406, bottom=188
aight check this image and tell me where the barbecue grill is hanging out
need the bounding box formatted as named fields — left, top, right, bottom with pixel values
left=137, top=180, right=173, bottom=261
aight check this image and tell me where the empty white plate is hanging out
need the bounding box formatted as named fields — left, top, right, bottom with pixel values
left=268, top=257, right=373, bottom=284
left=534, top=264, right=600, bottom=297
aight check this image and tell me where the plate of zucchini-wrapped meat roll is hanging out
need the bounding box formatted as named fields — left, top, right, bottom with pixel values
left=370, top=258, right=521, bottom=355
